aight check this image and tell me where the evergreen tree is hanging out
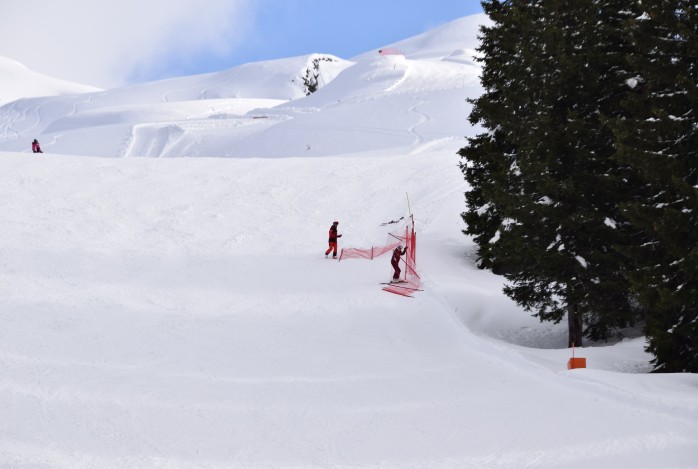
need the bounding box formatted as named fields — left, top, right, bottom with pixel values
left=461, top=1, right=641, bottom=346
left=610, top=1, right=698, bottom=372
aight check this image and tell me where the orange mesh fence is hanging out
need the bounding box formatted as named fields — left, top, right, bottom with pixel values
left=339, top=216, right=421, bottom=297
left=339, top=243, right=397, bottom=261
left=378, top=47, right=404, bottom=56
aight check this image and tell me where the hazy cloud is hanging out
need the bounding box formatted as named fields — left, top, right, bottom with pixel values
left=0, top=0, right=255, bottom=88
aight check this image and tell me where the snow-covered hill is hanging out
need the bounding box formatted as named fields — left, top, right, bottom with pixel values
left=0, top=55, right=101, bottom=106
left=0, top=53, right=352, bottom=157
left=0, top=16, right=482, bottom=158
left=1, top=13, right=696, bottom=469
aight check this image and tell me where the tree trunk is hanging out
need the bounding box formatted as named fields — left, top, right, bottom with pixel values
left=568, top=303, right=583, bottom=348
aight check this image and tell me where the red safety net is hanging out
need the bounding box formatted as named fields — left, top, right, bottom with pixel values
left=339, top=216, right=420, bottom=297
left=378, top=47, right=404, bottom=56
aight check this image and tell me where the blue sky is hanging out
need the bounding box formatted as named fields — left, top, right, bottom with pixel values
left=1, top=0, right=483, bottom=89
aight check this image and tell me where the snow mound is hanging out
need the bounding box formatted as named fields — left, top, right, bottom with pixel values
left=0, top=55, right=101, bottom=105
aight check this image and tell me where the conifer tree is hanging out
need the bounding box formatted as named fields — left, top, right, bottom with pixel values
left=610, top=1, right=698, bottom=372
left=461, top=1, right=641, bottom=346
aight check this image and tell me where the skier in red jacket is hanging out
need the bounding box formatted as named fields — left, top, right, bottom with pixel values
left=325, top=221, right=342, bottom=259
left=32, top=139, right=42, bottom=153
left=391, top=244, right=408, bottom=281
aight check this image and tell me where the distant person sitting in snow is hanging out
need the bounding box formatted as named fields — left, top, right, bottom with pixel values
left=32, top=139, right=42, bottom=153
left=325, top=221, right=342, bottom=259
left=391, top=244, right=408, bottom=282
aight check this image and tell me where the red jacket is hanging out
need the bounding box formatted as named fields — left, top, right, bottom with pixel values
left=328, top=225, right=341, bottom=242
left=392, top=246, right=407, bottom=264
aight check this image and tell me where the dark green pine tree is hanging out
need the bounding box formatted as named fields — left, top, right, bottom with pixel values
left=460, top=0, right=527, bottom=276
left=461, top=1, right=642, bottom=347
left=610, top=1, right=698, bottom=372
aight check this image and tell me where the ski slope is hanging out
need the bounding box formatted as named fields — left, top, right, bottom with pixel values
left=0, top=56, right=101, bottom=106
left=0, top=13, right=696, bottom=469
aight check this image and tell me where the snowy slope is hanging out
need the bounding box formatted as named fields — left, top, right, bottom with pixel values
left=0, top=55, right=101, bottom=106
left=0, top=19, right=481, bottom=158
left=0, top=13, right=697, bottom=469
left=0, top=54, right=352, bottom=157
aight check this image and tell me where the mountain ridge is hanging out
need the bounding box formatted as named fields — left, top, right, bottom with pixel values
left=0, top=14, right=486, bottom=158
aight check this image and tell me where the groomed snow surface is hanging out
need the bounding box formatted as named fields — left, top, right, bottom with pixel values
left=1, top=13, right=696, bottom=469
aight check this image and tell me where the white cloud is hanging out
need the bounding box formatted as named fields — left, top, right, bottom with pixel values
left=0, top=0, right=255, bottom=88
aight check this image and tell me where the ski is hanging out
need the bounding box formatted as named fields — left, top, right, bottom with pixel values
left=380, top=282, right=424, bottom=292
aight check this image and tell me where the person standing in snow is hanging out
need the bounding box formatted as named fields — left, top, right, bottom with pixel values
left=325, top=221, right=342, bottom=259
left=32, top=139, right=42, bottom=153
left=391, top=244, right=408, bottom=282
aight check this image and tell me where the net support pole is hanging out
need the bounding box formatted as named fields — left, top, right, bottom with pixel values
left=403, top=224, right=408, bottom=281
